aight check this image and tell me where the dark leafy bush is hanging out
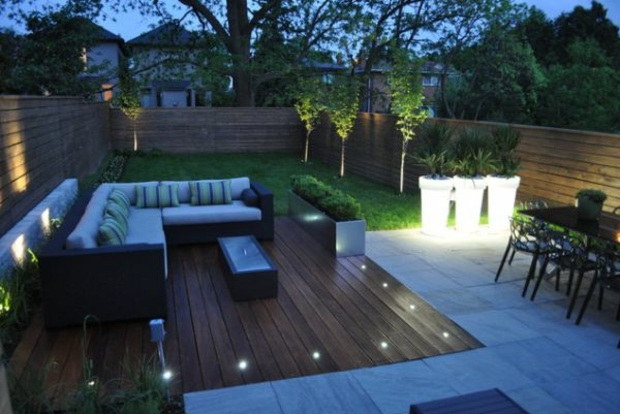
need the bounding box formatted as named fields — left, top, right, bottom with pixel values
left=290, top=175, right=362, bottom=221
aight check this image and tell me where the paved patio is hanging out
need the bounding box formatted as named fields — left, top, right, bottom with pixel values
left=185, top=227, right=620, bottom=413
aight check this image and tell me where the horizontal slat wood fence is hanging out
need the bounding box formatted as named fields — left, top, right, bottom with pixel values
left=1, top=98, right=619, bottom=238
left=311, top=115, right=620, bottom=211
left=0, top=96, right=109, bottom=236
left=109, top=107, right=304, bottom=153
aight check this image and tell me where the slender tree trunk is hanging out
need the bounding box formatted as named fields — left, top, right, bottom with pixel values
left=133, top=119, right=138, bottom=151
left=304, top=129, right=311, bottom=163
left=399, top=139, right=408, bottom=194
left=340, top=139, right=346, bottom=178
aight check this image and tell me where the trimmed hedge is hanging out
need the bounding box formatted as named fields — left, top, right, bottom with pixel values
left=290, top=175, right=362, bottom=221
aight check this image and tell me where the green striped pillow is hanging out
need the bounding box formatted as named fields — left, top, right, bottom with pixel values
left=190, top=180, right=232, bottom=205
left=96, top=217, right=126, bottom=246
left=109, top=189, right=131, bottom=214
left=136, top=184, right=180, bottom=208
left=104, top=201, right=129, bottom=233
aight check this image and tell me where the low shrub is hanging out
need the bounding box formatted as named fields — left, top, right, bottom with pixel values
left=290, top=175, right=362, bottom=221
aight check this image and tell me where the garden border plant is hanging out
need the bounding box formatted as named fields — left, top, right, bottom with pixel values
left=290, top=175, right=362, bottom=221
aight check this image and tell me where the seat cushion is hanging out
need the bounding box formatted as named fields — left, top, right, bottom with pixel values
left=161, top=201, right=261, bottom=226
left=125, top=207, right=166, bottom=245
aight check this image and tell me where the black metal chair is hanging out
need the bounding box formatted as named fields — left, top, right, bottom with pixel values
left=505, top=200, right=549, bottom=265
left=529, top=230, right=599, bottom=316
left=495, top=215, right=550, bottom=298
left=574, top=246, right=620, bottom=325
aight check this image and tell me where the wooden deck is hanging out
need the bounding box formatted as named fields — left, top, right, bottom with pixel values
left=9, top=217, right=482, bottom=406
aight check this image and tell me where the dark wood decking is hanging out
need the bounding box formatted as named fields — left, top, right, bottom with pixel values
left=9, top=217, right=482, bottom=407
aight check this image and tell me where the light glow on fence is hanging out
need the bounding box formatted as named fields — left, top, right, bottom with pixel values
left=11, top=234, right=26, bottom=264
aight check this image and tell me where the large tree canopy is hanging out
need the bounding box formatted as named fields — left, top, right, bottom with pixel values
left=0, top=1, right=104, bottom=96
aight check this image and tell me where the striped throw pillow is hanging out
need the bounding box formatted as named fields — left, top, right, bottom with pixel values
left=96, top=217, right=126, bottom=246
left=108, top=189, right=131, bottom=214
left=190, top=180, right=233, bottom=205
left=104, top=201, right=129, bottom=233
left=136, top=184, right=180, bottom=208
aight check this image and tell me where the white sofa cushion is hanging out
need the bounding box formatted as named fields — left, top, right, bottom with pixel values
left=161, top=201, right=261, bottom=226
left=124, top=207, right=168, bottom=278
left=125, top=207, right=165, bottom=245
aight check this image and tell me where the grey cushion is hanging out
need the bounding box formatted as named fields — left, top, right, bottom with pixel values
left=161, top=201, right=261, bottom=226
left=125, top=207, right=166, bottom=245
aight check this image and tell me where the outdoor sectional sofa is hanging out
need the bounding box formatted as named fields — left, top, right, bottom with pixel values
left=39, top=177, right=274, bottom=328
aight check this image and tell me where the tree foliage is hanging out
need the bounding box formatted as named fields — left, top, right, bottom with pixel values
left=537, top=39, right=620, bottom=131
left=293, top=76, right=326, bottom=163
left=388, top=47, right=427, bottom=193
left=1, top=1, right=104, bottom=96
left=434, top=0, right=620, bottom=132
left=326, top=75, right=360, bottom=178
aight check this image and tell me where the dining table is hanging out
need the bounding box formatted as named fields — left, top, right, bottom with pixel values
left=519, top=206, right=620, bottom=330
left=519, top=206, right=620, bottom=245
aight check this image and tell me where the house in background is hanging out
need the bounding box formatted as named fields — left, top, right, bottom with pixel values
left=126, top=22, right=204, bottom=108
left=310, top=59, right=444, bottom=115
left=81, top=22, right=128, bottom=102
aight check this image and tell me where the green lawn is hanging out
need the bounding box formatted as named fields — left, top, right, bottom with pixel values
left=119, top=152, right=422, bottom=231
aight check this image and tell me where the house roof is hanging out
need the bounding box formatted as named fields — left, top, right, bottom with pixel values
left=127, top=22, right=194, bottom=46
left=78, top=19, right=128, bottom=56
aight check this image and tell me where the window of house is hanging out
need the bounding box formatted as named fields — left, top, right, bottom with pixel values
left=422, top=76, right=439, bottom=87
left=322, top=73, right=335, bottom=85
left=101, top=84, right=113, bottom=101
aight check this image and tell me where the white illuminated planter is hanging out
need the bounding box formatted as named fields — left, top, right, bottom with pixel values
left=486, top=175, right=521, bottom=232
left=453, top=176, right=486, bottom=233
left=418, top=176, right=454, bottom=236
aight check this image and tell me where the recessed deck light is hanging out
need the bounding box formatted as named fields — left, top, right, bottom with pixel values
left=312, top=351, right=321, bottom=360
left=382, top=282, right=388, bottom=288
left=238, top=360, right=248, bottom=370
left=442, top=332, right=450, bottom=338
left=380, top=341, right=388, bottom=349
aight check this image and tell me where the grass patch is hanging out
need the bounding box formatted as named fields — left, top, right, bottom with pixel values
left=120, top=152, right=423, bottom=230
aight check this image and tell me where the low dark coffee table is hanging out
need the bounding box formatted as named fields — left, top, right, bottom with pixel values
left=217, top=235, right=278, bottom=301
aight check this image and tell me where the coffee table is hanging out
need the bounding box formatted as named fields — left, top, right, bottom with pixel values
left=217, top=235, right=278, bottom=301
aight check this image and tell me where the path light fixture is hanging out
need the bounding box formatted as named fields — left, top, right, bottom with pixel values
left=150, top=318, right=171, bottom=400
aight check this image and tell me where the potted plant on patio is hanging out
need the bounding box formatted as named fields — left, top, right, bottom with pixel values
left=449, top=128, right=496, bottom=233
left=412, top=123, right=454, bottom=235
left=575, top=188, right=607, bottom=221
left=288, top=175, right=366, bottom=257
left=486, top=126, right=522, bottom=231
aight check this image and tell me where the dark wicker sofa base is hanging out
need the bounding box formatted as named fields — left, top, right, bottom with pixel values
left=39, top=181, right=274, bottom=329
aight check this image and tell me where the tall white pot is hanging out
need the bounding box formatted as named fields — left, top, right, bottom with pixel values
left=486, top=175, right=521, bottom=232
left=453, top=176, right=487, bottom=233
left=418, top=176, right=454, bottom=236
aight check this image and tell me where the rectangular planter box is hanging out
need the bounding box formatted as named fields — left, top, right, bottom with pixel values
left=288, top=191, right=366, bottom=257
